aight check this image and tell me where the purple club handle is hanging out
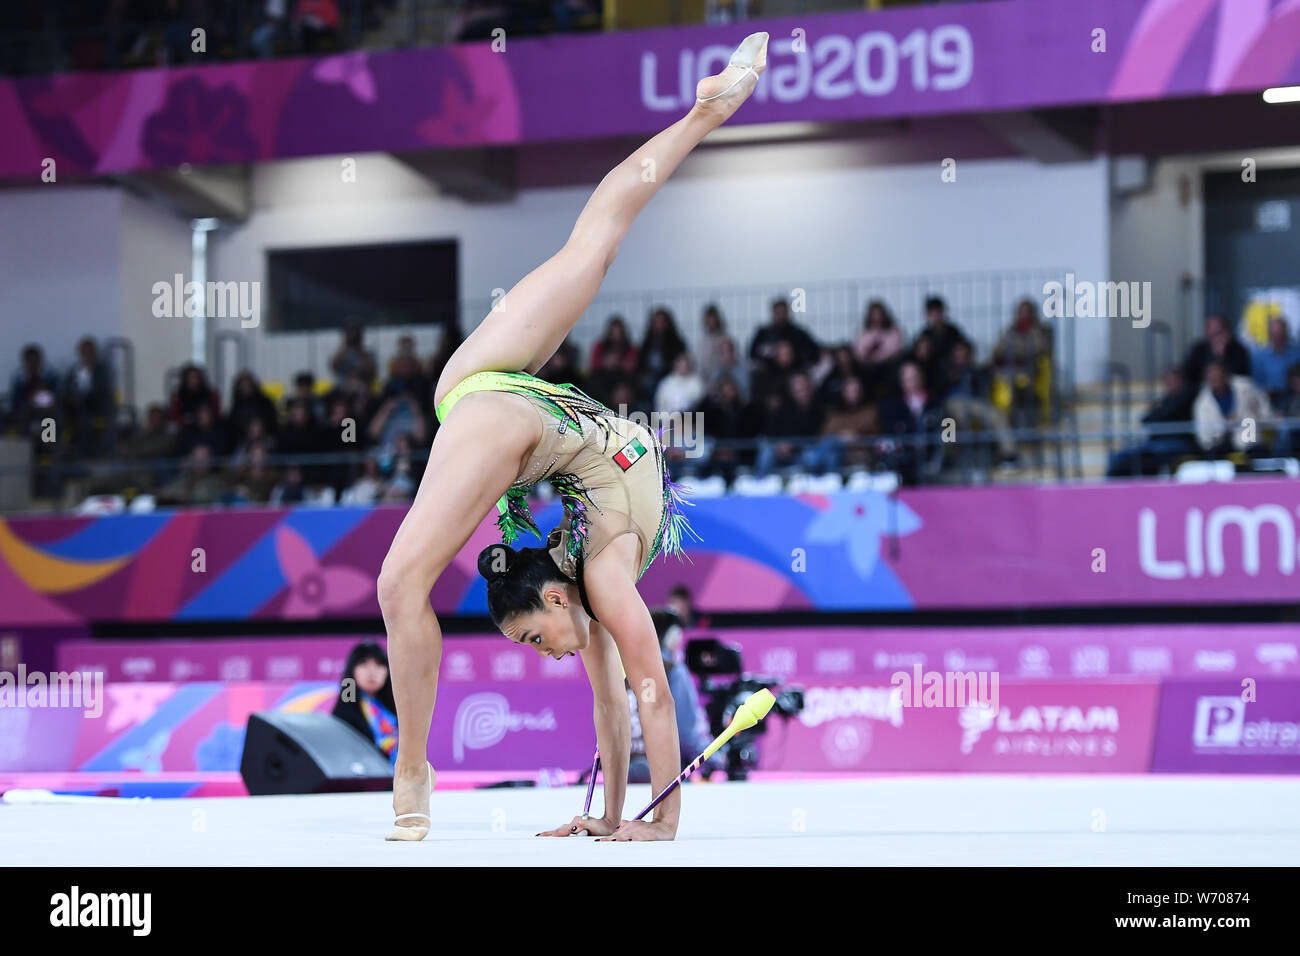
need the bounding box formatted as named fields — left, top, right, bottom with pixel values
left=633, top=752, right=705, bottom=822
left=582, top=749, right=600, bottom=817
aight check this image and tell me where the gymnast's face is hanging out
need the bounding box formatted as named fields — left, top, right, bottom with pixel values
left=500, top=585, right=589, bottom=660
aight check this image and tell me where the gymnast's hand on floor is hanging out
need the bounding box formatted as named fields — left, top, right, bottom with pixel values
left=597, top=819, right=676, bottom=842
left=536, top=814, right=618, bottom=837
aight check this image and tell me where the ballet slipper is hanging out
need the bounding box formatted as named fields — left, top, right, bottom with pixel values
left=385, top=761, right=435, bottom=842
left=694, top=31, right=769, bottom=122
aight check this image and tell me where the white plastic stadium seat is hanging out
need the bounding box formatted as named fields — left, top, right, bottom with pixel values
left=128, top=494, right=156, bottom=513
left=732, top=474, right=784, bottom=496
left=785, top=472, right=843, bottom=495
left=76, top=495, right=125, bottom=515
left=679, top=475, right=727, bottom=498
left=845, top=470, right=900, bottom=494
left=1174, top=460, right=1235, bottom=483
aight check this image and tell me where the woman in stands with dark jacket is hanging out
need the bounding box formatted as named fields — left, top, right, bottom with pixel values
left=333, top=642, right=398, bottom=766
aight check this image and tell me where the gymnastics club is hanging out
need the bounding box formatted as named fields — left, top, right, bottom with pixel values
left=632, top=687, right=775, bottom=822
left=581, top=750, right=600, bottom=819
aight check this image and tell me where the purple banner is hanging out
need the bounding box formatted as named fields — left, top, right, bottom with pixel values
left=1152, top=678, right=1300, bottom=773
left=3, top=0, right=1299, bottom=180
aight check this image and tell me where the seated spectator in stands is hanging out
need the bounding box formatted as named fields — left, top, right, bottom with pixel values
left=750, top=339, right=803, bottom=409
left=1193, top=360, right=1272, bottom=456
left=703, top=335, right=750, bottom=399
left=1273, top=364, right=1300, bottom=457
left=61, top=336, right=115, bottom=458
left=696, top=304, right=737, bottom=382
left=288, top=371, right=326, bottom=425
left=226, top=371, right=279, bottom=447
left=697, top=375, right=760, bottom=479
left=536, top=338, right=587, bottom=392
left=1106, top=366, right=1198, bottom=477
left=9, top=345, right=60, bottom=436
left=944, top=340, right=1017, bottom=464
left=757, top=373, right=833, bottom=474
left=341, top=456, right=387, bottom=506
left=384, top=345, right=432, bottom=420
left=816, top=344, right=862, bottom=407
left=119, top=403, right=175, bottom=491
left=157, top=444, right=227, bottom=506
left=1184, top=314, right=1251, bottom=388
left=175, top=402, right=229, bottom=458
left=993, top=299, right=1052, bottom=427
left=855, top=301, right=904, bottom=392
left=380, top=432, right=420, bottom=502
left=169, top=363, right=221, bottom=432
left=319, top=397, right=361, bottom=494
left=294, top=0, right=341, bottom=53
left=821, top=376, right=879, bottom=470
left=908, top=328, right=946, bottom=397
left=227, top=442, right=278, bottom=505
left=330, top=323, right=377, bottom=388
left=270, top=464, right=307, bottom=505
left=637, top=308, right=687, bottom=397
left=749, top=297, right=819, bottom=371
left=230, top=416, right=273, bottom=467
left=880, top=360, right=944, bottom=484
left=251, top=0, right=290, bottom=58
left=1251, top=317, right=1300, bottom=406
left=332, top=371, right=379, bottom=437
left=584, top=348, right=633, bottom=408
left=589, top=316, right=638, bottom=375
left=332, top=642, right=398, bottom=766
left=921, top=295, right=972, bottom=369
left=608, top=381, right=643, bottom=421
left=280, top=398, right=326, bottom=482
left=655, top=353, right=706, bottom=415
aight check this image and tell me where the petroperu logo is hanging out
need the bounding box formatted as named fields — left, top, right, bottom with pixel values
left=452, top=693, right=557, bottom=763
left=1139, top=504, right=1300, bottom=579
left=799, top=686, right=904, bottom=729
left=1193, top=696, right=1300, bottom=753
left=959, top=703, right=1122, bottom=757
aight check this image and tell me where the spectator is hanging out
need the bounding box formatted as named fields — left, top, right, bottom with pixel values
left=654, top=353, right=706, bottom=415
left=920, top=295, right=972, bottom=368
left=993, top=299, right=1052, bottom=427
left=584, top=348, right=633, bottom=409
left=696, top=304, right=737, bottom=383
left=1184, top=314, right=1251, bottom=388
left=319, top=397, right=360, bottom=494
left=588, top=316, right=638, bottom=375
left=749, top=297, right=819, bottom=370
left=608, top=381, right=643, bottom=420
left=757, top=372, right=833, bottom=473
left=118, top=403, right=175, bottom=491
left=330, top=323, right=377, bottom=387
left=332, top=642, right=398, bottom=766
left=854, top=300, right=904, bottom=389
left=384, top=344, right=432, bottom=420
left=697, top=375, right=760, bottom=478
left=341, top=455, right=387, bottom=505
left=169, top=363, right=221, bottom=432
left=61, top=336, right=115, bottom=458
left=750, top=339, right=803, bottom=409
left=821, top=376, right=879, bottom=470
left=175, top=402, right=229, bottom=458
left=288, top=371, right=326, bottom=425
left=1251, top=317, right=1300, bottom=405
left=227, top=442, right=278, bottom=504
left=279, top=399, right=326, bottom=482
left=270, top=464, right=307, bottom=505
left=703, top=335, right=750, bottom=398
left=380, top=432, right=420, bottom=501
left=1193, top=360, right=1272, bottom=456
left=1106, top=366, right=1198, bottom=477
left=9, top=345, right=60, bottom=436
left=816, top=344, right=861, bottom=407
left=943, top=340, right=1017, bottom=464
left=536, top=338, right=586, bottom=392
left=226, top=371, right=279, bottom=446
left=250, top=0, right=289, bottom=58
left=908, top=328, right=946, bottom=397
left=637, top=308, right=687, bottom=397
left=294, top=0, right=341, bottom=53
left=880, top=360, right=944, bottom=484
left=667, top=584, right=703, bottom=629
left=157, top=444, right=227, bottom=506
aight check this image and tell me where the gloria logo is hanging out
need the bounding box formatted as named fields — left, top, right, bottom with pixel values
left=1192, top=696, right=1300, bottom=753
left=452, top=693, right=557, bottom=763
left=798, top=685, right=904, bottom=729
left=1139, top=505, right=1300, bottom=579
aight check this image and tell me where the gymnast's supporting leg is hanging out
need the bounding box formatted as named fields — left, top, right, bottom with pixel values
left=434, top=31, right=769, bottom=404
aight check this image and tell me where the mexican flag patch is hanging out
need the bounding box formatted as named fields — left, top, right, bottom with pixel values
left=613, top=437, right=647, bottom=471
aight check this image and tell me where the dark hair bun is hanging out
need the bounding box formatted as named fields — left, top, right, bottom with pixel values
left=477, top=544, right=514, bottom=583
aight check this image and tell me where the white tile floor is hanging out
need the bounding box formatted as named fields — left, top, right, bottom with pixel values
left=2, top=774, right=1297, bottom=866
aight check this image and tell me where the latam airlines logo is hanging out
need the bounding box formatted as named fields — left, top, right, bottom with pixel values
left=1139, top=505, right=1300, bottom=578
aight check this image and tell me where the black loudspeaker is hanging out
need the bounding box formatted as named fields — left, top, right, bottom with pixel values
left=240, top=712, right=394, bottom=796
